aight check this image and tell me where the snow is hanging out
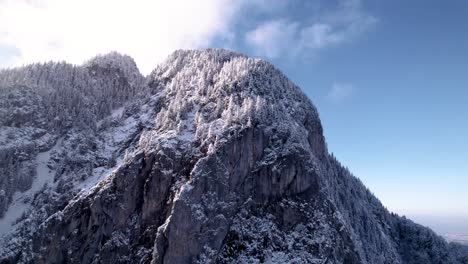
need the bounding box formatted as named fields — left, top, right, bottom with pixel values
left=0, top=193, right=28, bottom=238
left=178, top=129, right=196, bottom=142
left=71, top=103, right=152, bottom=199
left=74, top=106, right=148, bottom=197
left=75, top=158, right=122, bottom=197
left=0, top=138, right=62, bottom=238
left=177, top=104, right=198, bottom=142
left=112, top=116, right=138, bottom=143
left=97, top=106, right=124, bottom=127
left=172, top=181, right=193, bottom=202
left=111, top=106, right=125, bottom=119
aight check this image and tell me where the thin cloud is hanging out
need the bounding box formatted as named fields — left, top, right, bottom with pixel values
left=245, top=20, right=299, bottom=58
left=327, top=83, right=354, bottom=103
left=245, top=0, right=377, bottom=58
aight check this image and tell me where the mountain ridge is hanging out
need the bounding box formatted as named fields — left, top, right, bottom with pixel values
left=0, top=49, right=467, bottom=263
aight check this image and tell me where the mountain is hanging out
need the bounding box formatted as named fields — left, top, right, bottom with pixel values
left=445, top=234, right=468, bottom=246
left=0, top=49, right=467, bottom=264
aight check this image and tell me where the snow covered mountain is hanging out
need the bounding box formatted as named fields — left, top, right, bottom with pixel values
left=0, top=49, right=467, bottom=263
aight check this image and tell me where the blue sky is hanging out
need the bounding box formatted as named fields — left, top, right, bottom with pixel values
left=1, top=0, right=467, bottom=234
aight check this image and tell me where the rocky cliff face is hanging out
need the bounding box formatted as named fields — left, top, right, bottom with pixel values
left=0, top=49, right=467, bottom=264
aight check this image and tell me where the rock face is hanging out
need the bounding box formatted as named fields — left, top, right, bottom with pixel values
left=0, top=49, right=467, bottom=263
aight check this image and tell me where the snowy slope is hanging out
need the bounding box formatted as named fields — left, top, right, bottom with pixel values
left=0, top=139, right=61, bottom=239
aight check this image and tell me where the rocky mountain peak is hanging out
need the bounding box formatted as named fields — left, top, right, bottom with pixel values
left=147, top=49, right=326, bottom=159
left=0, top=49, right=467, bottom=264
left=85, top=51, right=144, bottom=87
left=85, top=51, right=139, bottom=70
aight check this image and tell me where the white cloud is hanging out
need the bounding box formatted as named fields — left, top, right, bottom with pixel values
left=245, top=20, right=299, bottom=58
left=0, top=0, right=247, bottom=74
left=327, top=83, right=354, bottom=103
left=0, top=0, right=377, bottom=74
left=245, top=0, right=377, bottom=58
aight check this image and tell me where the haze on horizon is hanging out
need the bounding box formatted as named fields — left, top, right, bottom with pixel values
left=1, top=0, right=467, bottom=235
